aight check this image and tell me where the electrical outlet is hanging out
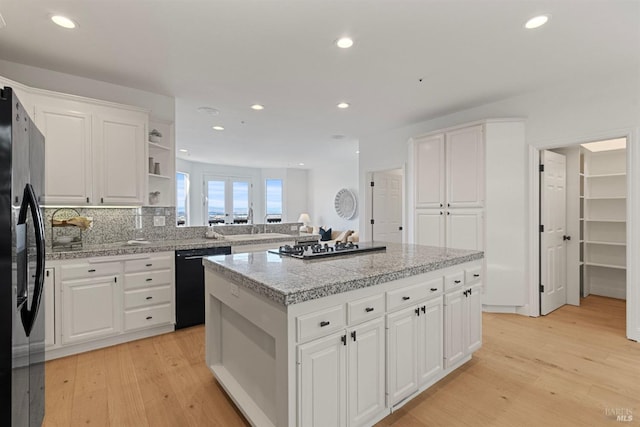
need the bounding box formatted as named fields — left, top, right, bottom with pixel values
left=290, top=225, right=297, bottom=231
left=153, top=216, right=165, bottom=226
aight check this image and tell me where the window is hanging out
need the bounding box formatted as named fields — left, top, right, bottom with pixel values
left=265, top=179, right=283, bottom=223
left=204, top=175, right=252, bottom=224
left=176, top=172, right=190, bottom=226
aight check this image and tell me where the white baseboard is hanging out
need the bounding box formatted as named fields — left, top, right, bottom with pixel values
left=482, top=305, right=519, bottom=314
left=590, top=286, right=626, bottom=300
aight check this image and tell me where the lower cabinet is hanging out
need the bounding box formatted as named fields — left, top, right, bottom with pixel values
left=298, top=317, right=385, bottom=427
left=444, top=281, right=482, bottom=368
left=387, top=295, right=443, bottom=406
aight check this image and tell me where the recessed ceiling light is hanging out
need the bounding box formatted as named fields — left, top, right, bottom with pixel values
left=178, top=149, right=189, bottom=153
left=197, top=106, right=219, bottom=115
left=336, top=37, right=354, bottom=49
left=331, top=134, right=346, bottom=140
left=356, top=150, right=360, bottom=154
left=212, top=126, right=225, bottom=131
left=524, top=15, right=549, bottom=29
left=298, top=163, right=305, bottom=166
left=51, top=15, right=77, bottom=29
left=337, top=102, right=350, bottom=109
left=251, top=104, right=264, bottom=110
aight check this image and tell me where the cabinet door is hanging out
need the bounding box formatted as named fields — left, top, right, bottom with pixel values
left=446, top=209, right=483, bottom=250
left=464, top=282, right=483, bottom=354
left=417, top=296, right=443, bottom=386
left=61, top=275, right=121, bottom=344
left=444, top=291, right=464, bottom=368
left=298, top=331, right=347, bottom=427
left=446, top=125, right=484, bottom=207
left=44, top=268, right=55, bottom=347
left=348, top=318, right=385, bottom=427
left=94, top=114, right=145, bottom=205
left=415, top=209, right=445, bottom=247
left=34, top=104, right=93, bottom=205
left=386, top=305, right=418, bottom=406
left=414, top=134, right=445, bottom=208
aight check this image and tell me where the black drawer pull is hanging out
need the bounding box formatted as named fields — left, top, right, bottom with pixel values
left=146, top=263, right=153, bottom=267
left=145, top=296, right=153, bottom=300
left=473, top=273, right=480, bottom=277
left=454, top=280, right=461, bottom=284
left=320, top=321, right=330, bottom=327
left=146, top=316, right=153, bottom=320
left=365, top=307, right=374, bottom=312
left=146, top=278, right=153, bottom=282
left=421, top=306, right=426, bottom=314
left=88, top=269, right=96, bottom=273
left=402, top=296, right=411, bottom=301
left=469, top=288, right=473, bottom=295
left=430, top=287, right=438, bottom=292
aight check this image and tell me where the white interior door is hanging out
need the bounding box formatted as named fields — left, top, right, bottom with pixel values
left=372, top=170, right=403, bottom=243
left=540, top=150, right=568, bottom=315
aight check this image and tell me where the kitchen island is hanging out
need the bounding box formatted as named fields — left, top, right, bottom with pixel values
left=203, top=243, right=484, bottom=427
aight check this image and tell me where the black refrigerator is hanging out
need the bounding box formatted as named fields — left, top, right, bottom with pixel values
left=0, top=86, right=46, bottom=426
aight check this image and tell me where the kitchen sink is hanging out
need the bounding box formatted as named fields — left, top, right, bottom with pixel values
left=222, top=233, right=292, bottom=241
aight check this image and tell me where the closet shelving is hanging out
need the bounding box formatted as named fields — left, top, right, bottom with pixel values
left=580, top=146, right=626, bottom=299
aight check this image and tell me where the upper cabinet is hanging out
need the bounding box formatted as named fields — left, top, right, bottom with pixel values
left=32, top=93, right=148, bottom=206
left=413, top=125, right=484, bottom=209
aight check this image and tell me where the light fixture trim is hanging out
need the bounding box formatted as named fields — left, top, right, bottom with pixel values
left=197, top=106, right=219, bottom=115
left=337, top=102, right=350, bottom=109
left=524, top=14, right=549, bottom=29
left=251, top=104, right=264, bottom=110
left=212, top=125, right=225, bottom=131
left=51, top=15, right=77, bottom=29
left=336, top=37, right=354, bottom=48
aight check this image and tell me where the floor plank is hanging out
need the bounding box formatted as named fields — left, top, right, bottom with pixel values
left=43, top=296, right=640, bottom=426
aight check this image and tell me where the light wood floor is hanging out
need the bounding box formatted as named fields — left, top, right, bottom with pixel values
left=43, top=296, right=640, bottom=427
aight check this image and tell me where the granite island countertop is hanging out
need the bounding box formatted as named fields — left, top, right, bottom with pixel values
left=46, top=233, right=318, bottom=261
left=203, top=243, right=483, bottom=305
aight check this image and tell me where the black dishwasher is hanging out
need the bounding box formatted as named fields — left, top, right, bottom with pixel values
left=175, top=246, right=231, bottom=329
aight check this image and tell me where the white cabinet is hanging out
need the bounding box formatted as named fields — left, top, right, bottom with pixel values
left=297, top=309, right=385, bottom=427
left=444, top=281, right=482, bottom=368
left=32, top=93, right=148, bottom=206
left=298, top=331, right=347, bottom=427
left=417, top=296, right=443, bottom=386
left=386, top=304, right=418, bottom=405
left=44, top=268, right=55, bottom=347
left=60, top=262, right=121, bottom=345
left=412, top=125, right=484, bottom=250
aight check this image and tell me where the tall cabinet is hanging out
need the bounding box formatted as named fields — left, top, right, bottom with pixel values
left=581, top=147, right=627, bottom=299
left=412, top=125, right=484, bottom=250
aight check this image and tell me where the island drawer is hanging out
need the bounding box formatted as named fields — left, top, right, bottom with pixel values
left=444, top=271, right=465, bottom=291
left=465, top=266, right=482, bottom=284
left=61, top=261, right=121, bottom=280
left=124, top=255, right=173, bottom=273
left=124, top=285, right=172, bottom=309
left=297, top=305, right=345, bottom=343
left=387, top=282, right=430, bottom=311
left=348, top=294, right=384, bottom=324
left=124, top=304, right=172, bottom=331
left=124, top=270, right=173, bottom=290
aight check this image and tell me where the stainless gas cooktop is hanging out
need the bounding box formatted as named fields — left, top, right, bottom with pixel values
left=268, top=241, right=386, bottom=259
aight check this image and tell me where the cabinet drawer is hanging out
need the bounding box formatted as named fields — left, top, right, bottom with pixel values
left=387, top=282, right=429, bottom=311
left=424, top=276, right=444, bottom=296
left=61, top=261, right=121, bottom=280
left=465, top=266, right=482, bottom=284
left=348, top=293, right=384, bottom=324
left=124, top=285, right=172, bottom=309
left=444, top=271, right=465, bottom=291
left=125, top=269, right=173, bottom=290
left=124, top=255, right=173, bottom=273
left=124, top=304, right=172, bottom=331
left=297, top=305, right=345, bottom=343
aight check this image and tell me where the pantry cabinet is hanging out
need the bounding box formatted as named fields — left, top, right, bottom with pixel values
left=444, top=278, right=482, bottom=368
left=32, top=92, right=147, bottom=206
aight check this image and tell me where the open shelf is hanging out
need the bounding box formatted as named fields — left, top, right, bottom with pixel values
left=148, top=173, right=171, bottom=180
left=584, top=262, right=626, bottom=270
left=585, top=240, right=626, bottom=246
left=148, top=141, right=171, bottom=151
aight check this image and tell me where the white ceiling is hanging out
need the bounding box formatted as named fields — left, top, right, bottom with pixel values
left=0, top=1, right=638, bottom=169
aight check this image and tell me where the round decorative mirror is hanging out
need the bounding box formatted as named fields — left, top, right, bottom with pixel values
left=334, top=188, right=357, bottom=219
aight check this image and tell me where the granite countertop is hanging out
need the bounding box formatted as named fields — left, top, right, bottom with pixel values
left=203, top=243, right=484, bottom=306
left=46, top=233, right=318, bottom=261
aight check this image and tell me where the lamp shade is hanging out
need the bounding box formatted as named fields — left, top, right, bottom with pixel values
left=297, top=213, right=311, bottom=225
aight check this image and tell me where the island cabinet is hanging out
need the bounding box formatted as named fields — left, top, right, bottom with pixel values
left=204, top=246, right=483, bottom=427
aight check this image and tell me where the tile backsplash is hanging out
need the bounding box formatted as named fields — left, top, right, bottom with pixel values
left=45, top=206, right=301, bottom=247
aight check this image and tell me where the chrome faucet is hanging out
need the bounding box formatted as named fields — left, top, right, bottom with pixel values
left=263, top=214, right=269, bottom=233
left=248, top=207, right=254, bottom=224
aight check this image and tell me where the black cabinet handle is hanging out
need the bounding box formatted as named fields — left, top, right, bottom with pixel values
left=402, top=296, right=411, bottom=301
left=421, top=306, right=426, bottom=314
left=454, top=280, right=461, bottom=284
left=351, top=331, right=356, bottom=341
left=341, top=335, right=347, bottom=346
left=88, top=269, right=96, bottom=273
left=469, top=288, right=473, bottom=295
left=146, top=296, right=153, bottom=300
left=430, top=287, right=438, bottom=292
left=447, top=203, right=450, bottom=207
left=440, top=203, right=443, bottom=208
left=463, top=290, right=468, bottom=297
left=320, top=321, right=330, bottom=327
left=440, top=211, right=443, bottom=215
left=415, top=308, right=420, bottom=316
left=365, top=307, right=374, bottom=312
left=86, top=197, right=90, bottom=203
left=447, top=211, right=450, bottom=215
left=473, top=273, right=480, bottom=277
left=146, top=263, right=153, bottom=267
left=146, top=316, right=153, bottom=320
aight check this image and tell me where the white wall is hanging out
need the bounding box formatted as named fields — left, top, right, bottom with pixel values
left=262, top=168, right=309, bottom=223
left=0, top=60, right=174, bottom=121
left=308, top=164, right=359, bottom=232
